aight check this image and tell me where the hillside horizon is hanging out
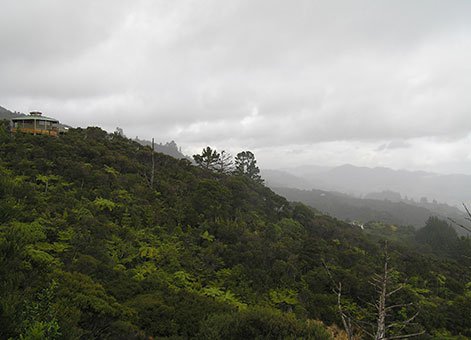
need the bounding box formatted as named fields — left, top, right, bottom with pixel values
left=4, top=103, right=470, bottom=212
left=263, top=164, right=471, bottom=208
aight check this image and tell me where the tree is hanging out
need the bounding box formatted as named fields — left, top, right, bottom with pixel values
left=215, top=150, right=233, bottom=174
left=193, top=147, right=220, bottom=171
left=416, top=217, right=458, bottom=255
left=234, top=151, right=263, bottom=183
left=367, top=242, right=424, bottom=340
left=448, top=203, right=471, bottom=234
left=323, top=243, right=424, bottom=340
left=322, top=259, right=356, bottom=340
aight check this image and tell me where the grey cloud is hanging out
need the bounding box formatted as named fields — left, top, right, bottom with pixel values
left=0, top=1, right=133, bottom=63
left=376, top=140, right=411, bottom=152
left=1, top=0, right=471, bottom=172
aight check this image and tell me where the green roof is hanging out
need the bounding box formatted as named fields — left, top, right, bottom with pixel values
left=12, top=114, right=59, bottom=123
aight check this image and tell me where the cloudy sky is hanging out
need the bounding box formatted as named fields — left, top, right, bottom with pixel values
left=1, top=0, right=471, bottom=173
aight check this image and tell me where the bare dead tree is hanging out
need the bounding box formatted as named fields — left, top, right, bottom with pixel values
left=448, top=203, right=471, bottom=234
left=369, top=242, right=424, bottom=340
left=322, top=259, right=356, bottom=340
left=323, top=242, right=425, bottom=340
left=142, top=138, right=156, bottom=189
left=150, top=137, right=155, bottom=188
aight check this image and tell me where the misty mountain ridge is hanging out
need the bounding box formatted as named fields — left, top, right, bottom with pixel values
left=0, top=106, right=24, bottom=120
left=263, top=165, right=471, bottom=234
left=133, top=137, right=190, bottom=161
left=265, top=163, right=471, bottom=207
left=260, top=169, right=314, bottom=190
left=273, top=186, right=469, bottom=236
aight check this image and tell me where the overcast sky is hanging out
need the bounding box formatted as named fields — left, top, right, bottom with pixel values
left=1, top=0, right=471, bottom=173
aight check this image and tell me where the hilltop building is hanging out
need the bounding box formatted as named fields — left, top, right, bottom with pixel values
left=11, top=111, right=64, bottom=136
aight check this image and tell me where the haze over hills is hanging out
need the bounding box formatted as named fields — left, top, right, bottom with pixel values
left=0, top=106, right=23, bottom=120
left=4, top=102, right=469, bottom=232
left=260, top=169, right=314, bottom=190
left=264, top=164, right=471, bottom=208
left=4, top=1, right=471, bottom=338
left=262, top=166, right=470, bottom=234
left=273, top=186, right=469, bottom=234
left=5, top=100, right=470, bottom=207
left=133, top=137, right=190, bottom=161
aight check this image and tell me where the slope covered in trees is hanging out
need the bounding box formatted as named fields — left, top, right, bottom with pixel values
left=1, top=125, right=471, bottom=339
left=274, top=186, right=468, bottom=232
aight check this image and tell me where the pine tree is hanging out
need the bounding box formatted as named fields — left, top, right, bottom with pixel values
left=234, top=151, right=263, bottom=183
left=193, top=146, right=220, bottom=171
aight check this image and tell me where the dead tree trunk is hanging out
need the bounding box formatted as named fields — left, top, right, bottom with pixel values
left=373, top=244, right=389, bottom=340
left=371, top=242, right=424, bottom=340
left=150, top=138, right=155, bottom=188
left=448, top=203, right=471, bottom=234
left=324, top=242, right=424, bottom=340
left=322, top=260, right=355, bottom=340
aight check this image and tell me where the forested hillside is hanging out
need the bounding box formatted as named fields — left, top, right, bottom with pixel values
left=274, top=187, right=467, bottom=231
left=273, top=164, right=471, bottom=208
left=1, top=124, right=471, bottom=339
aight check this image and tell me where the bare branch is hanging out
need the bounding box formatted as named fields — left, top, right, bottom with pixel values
left=349, top=319, right=375, bottom=338
left=386, top=285, right=404, bottom=297
left=322, top=259, right=356, bottom=340
left=385, top=302, right=413, bottom=311
left=321, top=259, right=335, bottom=284
left=386, top=312, right=419, bottom=331
left=359, top=298, right=379, bottom=310
left=448, top=217, right=471, bottom=233
left=462, top=203, right=471, bottom=219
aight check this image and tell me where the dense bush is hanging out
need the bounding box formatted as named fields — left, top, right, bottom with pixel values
left=0, top=126, right=470, bottom=338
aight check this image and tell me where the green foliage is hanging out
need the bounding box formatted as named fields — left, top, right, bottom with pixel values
left=193, top=146, right=220, bottom=171
left=269, top=288, right=299, bottom=308
left=93, top=197, right=117, bottom=211
left=198, top=306, right=332, bottom=339
left=234, top=150, right=263, bottom=183
left=416, top=216, right=458, bottom=255
left=0, top=124, right=470, bottom=338
left=19, top=281, right=61, bottom=340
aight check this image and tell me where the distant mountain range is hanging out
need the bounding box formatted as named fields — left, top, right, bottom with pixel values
left=0, top=106, right=24, bottom=120
left=273, top=186, right=468, bottom=233
left=133, top=137, right=190, bottom=161
left=4, top=103, right=469, bottom=231
left=263, top=164, right=471, bottom=207
left=262, top=166, right=470, bottom=233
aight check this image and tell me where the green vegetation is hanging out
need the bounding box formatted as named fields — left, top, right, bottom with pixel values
left=274, top=186, right=467, bottom=231
left=193, top=147, right=262, bottom=181
left=193, top=146, right=221, bottom=171
left=1, top=125, right=471, bottom=339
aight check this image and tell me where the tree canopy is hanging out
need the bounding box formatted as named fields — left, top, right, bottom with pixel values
left=235, top=151, right=263, bottom=183
left=193, top=146, right=220, bottom=171
left=0, top=124, right=471, bottom=339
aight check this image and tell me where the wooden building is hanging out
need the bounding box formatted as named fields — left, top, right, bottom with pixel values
left=11, top=112, right=60, bottom=136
